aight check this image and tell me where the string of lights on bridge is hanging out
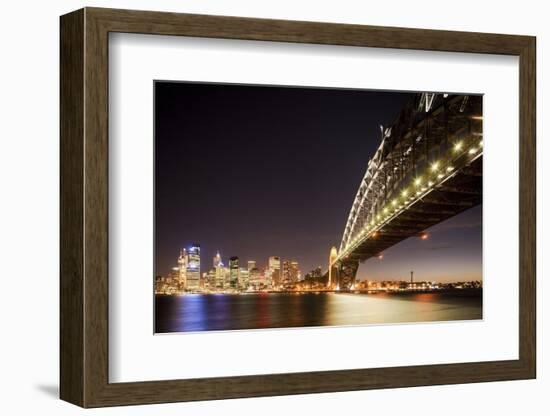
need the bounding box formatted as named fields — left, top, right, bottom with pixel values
left=338, top=134, right=483, bottom=262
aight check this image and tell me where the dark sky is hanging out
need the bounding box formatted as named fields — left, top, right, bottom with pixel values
left=155, top=81, right=482, bottom=282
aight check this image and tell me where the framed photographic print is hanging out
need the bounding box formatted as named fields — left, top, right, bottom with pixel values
left=60, top=7, right=536, bottom=407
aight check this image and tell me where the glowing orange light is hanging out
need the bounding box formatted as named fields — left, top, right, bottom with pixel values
left=421, top=233, right=429, bottom=240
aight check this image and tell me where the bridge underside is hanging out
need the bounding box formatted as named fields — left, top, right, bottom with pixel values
left=335, top=156, right=482, bottom=287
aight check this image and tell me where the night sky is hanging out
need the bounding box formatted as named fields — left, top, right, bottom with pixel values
left=155, top=81, right=482, bottom=283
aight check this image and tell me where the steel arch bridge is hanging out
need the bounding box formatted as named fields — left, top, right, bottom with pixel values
left=328, top=92, right=483, bottom=290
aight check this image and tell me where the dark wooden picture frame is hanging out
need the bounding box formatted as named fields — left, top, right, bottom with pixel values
left=60, top=7, right=536, bottom=408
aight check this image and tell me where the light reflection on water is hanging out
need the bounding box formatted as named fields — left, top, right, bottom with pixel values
left=155, top=291, right=482, bottom=333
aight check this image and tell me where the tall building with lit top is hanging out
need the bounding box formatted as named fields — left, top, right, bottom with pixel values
left=213, top=251, right=225, bottom=289
left=229, top=256, right=239, bottom=289
left=177, top=248, right=188, bottom=288
left=247, top=260, right=256, bottom=271
left=186, top=244, right=200, bottom=290
left=268, top=256, right=281, bottom=288
left=213, top=251, right=222, bottom=269
left=281, top=260, right=294, bottom=285
left=290, top=260, right=300, bottom=282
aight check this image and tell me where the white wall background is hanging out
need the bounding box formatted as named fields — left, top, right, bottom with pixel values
left=0, top=1, right=545, bottom=415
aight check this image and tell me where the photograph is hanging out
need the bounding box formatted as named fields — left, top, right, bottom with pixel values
left=153, top=81, right=483, bottom=334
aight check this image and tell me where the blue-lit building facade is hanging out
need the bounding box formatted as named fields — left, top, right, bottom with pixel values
left=186, top=244, right=201, bottom=290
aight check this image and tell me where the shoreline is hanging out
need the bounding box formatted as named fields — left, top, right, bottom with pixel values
left=155, top=288, right=483, bottom=297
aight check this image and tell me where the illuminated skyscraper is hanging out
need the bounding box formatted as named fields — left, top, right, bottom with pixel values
left=283, top=261, right=290, bottom=285
left=177, top=248, right=188, bottom=288
left=213, top=251, right=222, bottom=268
left=249, top=267, right=262, bottom=289
left=214, top=251, right=225, bottom=289
left=205, top=269, right=216, bottom=289
left=282, top=260, right=299, bottom=285
left=229, top=256, right=239, bottom=289
left=186, top=244, right=200, bottom=290
left=290, top=260, right=300, bottom=282
left=247, top=260, right=256, bottom=271
left=268, top=256, right=281, bottom=288
left=239, top=268, right=249, bottom=290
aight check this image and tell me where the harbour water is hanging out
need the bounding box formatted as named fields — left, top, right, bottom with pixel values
left=155, top=289, right=482, bottom=333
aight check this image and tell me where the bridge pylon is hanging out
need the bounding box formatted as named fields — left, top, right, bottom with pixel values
left=338, top=259, right=359, bottom=290
left=328, top=247, right=339, bottom=290
left=328, top=247, right=359, bottom=291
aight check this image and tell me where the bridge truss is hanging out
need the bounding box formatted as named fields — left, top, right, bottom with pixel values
left=330, top=92, right=483, bottom=290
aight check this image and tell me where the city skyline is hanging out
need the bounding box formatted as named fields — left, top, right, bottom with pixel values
left=160, top=205, right=481, bottom=284
left=155, top=82, right=482, bottom=284
left=156, top=237, right=482, bottom=296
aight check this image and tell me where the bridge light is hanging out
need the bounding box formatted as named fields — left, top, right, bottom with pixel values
left=421, top=233, right=429, bottom=240
left=428, top=181, right=434, bottom=187
left=479, top=140, right=483, bottom=147
left=454, top=141, right=463, bottom=152
left=414, top=177, right=422, bottom=186
left=383, top=207, right=389, bottom=214
left=392, top=199, right=397, bottom=206
left=468, top=147, right=477, bottom=154
left=402, top=189, right=408, bottom=197
left=437, top=173, right=444, bottom=179
left=446, top=166, right=454, bottom=172
left=431, top=161, right=440, bottom=172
